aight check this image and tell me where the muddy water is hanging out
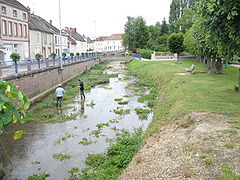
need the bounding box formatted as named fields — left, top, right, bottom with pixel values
left=2, top=61, right=152, bottom=180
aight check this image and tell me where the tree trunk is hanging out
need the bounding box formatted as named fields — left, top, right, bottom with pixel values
left=176, top=53, right=180, bottom=63
left=238, top=68, right=240, bottom=93
left=215, top=58, right=222, bottom=74
left=207, top=56, right=213, bottom=72
left=200, top=56, right=204, bottom=64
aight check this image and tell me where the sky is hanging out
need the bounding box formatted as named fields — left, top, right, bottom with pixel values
left=18, top=0, right=172, bottom=39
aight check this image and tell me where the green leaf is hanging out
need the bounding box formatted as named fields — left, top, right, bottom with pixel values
left=11, top=107, right=21, bottom=119
left=0, top=120, right=3, bottom=130
left=13, top=130, right=24, bottom=140
left=0, top=101, right=4, bottom=111
left=0, top=94, right=9, bottom=102
left=18, top=91, right=23, bottom=101
left=1, top=110, right=12, bottom=125
left=6, top=85, right=11, bottom=92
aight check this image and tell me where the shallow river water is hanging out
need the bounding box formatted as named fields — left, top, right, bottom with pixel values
left=2, top=61, right=152, bottom=180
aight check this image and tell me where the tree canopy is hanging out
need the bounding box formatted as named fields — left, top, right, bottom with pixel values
left=122, top=16, right=149, bottom=50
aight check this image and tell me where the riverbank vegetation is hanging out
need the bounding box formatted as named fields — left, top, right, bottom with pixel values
left=118, top=59, right=240, bottom=179
left=23, top=60, right=116, bottom=124
left=127, top=60, right=240, bottom=136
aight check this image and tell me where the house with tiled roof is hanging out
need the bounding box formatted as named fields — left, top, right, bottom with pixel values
left=104, top=34, right=124, bottom=52
left=38, top=17, right=68, bottom=56
left=29, top=14, right=54, bottom=59
left=67, top=36, right=77, bottom=54
left=94, top=34, right=124, bottom=52
left=84, top=36, right=94, bottom=51
left=94, top=36, right=107, bottom=52
left=64, top=27, right=87, bottom=54
left=0, top=0, right=30, bottom=61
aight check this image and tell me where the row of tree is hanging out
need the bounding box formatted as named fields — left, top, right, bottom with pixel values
left=122, top=16, right=170, bottom=53
left=183, top=0, right=240, bottom=74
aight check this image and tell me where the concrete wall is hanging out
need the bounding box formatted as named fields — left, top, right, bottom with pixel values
left=3, top=58, right=100, bottom=102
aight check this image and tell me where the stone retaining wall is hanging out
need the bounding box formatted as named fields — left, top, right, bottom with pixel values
left=3, top=58, right=100, bottom=102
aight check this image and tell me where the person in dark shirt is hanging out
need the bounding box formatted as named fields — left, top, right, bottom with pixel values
left=78, top=79, right=85, bottom=99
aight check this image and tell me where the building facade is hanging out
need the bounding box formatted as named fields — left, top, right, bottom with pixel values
left=104, top=34, right=124, bottom=52
left=68, top=36, right=77, bottom=54
left=94, top=36, right=107, bottom=52
left=38, top=18, right=68, bottom=56
left=29, top=14, right=54, bottom=59
left=0, top=0, right=30, bottom=61
left=86, top=37, right=94, bottom=51
left=64, top=27, right=87, bottom=54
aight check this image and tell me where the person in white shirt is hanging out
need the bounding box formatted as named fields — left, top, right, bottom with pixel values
left=55, top=84, right=65, bottom=107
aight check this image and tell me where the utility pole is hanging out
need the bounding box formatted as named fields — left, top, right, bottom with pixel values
left=59, top=0, right=63, bottom=69
left=93, top=20, right=96, bottom=40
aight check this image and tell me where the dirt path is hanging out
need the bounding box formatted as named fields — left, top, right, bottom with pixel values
left=119, top=112, right=240, bottom=179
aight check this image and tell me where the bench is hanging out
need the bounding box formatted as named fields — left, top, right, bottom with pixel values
left=185, top=64, right=195, bottom=73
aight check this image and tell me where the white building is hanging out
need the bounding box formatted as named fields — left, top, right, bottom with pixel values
left=64, top=27, right=87, bottom=54
left=94, top=36, right=107, bottom=52
left=94, top=34, right=124, bottom=52
left=0, top=0, right=30, bottom=61
left=86, top=37, right=94, bottom=51
left=29, top=14, right=53, bottom=59
left=104, top=34, right=124, bottom=52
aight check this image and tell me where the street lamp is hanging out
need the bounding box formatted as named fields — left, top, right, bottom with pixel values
left=59, top=0, right=63, bottom=69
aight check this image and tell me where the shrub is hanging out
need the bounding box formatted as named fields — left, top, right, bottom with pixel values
left=168, top=33, right=184, bottom=57
left=70, top=52, right=74, bottom=57
left=62, top=52, right=66, bottom=57
left=76, top=52, right=80, bottom=56
left=10, top=53, right=20, bottom=62
left=50, top=52, right=57, bottom=58
left=137, top=49, right=152, bottom=59
left=35, top=53, right=42, bottom=60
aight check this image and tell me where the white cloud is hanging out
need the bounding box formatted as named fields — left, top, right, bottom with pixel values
left=19, top=0, right=172, bottom=38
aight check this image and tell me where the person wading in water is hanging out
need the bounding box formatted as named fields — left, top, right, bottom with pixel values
left=55, top=84, right=65, bottom=107
left=78, top=79, right=85, bottom=99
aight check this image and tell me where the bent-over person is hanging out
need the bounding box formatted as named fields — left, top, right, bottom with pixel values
left=55, top=84, right=65, bottom=107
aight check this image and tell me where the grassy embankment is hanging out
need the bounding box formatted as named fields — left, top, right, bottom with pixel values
left=127, top=59, right=240, bottom=137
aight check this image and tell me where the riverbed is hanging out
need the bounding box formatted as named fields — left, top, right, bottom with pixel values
left=1, top=61, right=152, bottom=179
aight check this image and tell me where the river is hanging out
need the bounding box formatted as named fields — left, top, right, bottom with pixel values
left=1, top=61, right=152, bottom=179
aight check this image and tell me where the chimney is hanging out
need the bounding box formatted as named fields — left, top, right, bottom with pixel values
left=73, top=28, right=76, bottom=32
left=50, top=20, right=52, bottom=24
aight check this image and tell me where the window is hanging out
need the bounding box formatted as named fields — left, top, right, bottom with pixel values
left=55, top=36, right=57, bottom=44
left=13, top=10, right=17, bottom=17
left=8, top=21, right=13, bottom=36
left=2, top=20, right=7, bottom=35
left=34, top=47, right=40, bottom=54
left=23, top=13, right=26, bottom=20
left=44, top=34, right=47, bottom=44
left=24, top=24, right=27, bottom=37
left=14, top=23, right=18, bottom=36
left=19, top=24, right=23, bottom=36
left=37, top=33, right=40, bottom=43
left=1, top=6, right=6, bottom=13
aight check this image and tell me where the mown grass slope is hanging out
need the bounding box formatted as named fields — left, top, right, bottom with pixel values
left=127, top=59, right=240, bottom=136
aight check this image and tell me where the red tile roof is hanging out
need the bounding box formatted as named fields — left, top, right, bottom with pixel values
left=105, top=34, right=123, bottom=41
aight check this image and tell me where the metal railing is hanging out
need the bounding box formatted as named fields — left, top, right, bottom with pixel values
left=0, top=54, right=99, bottom=78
